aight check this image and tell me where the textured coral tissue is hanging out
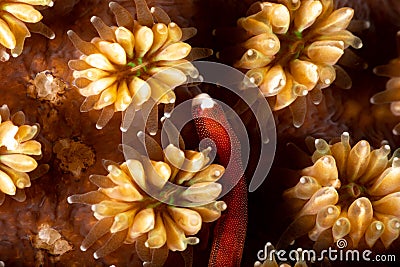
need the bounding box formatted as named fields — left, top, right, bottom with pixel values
left=1, top=0, right=400, bottom=267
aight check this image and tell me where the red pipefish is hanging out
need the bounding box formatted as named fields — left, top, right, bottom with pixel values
left=192, top=93, right=247, bottom=267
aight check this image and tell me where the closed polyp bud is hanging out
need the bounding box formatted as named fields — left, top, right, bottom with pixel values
left=294, top=0, right=323, bottom=32
left=243, top=33, right=280, bottom=56
left=290, top=59, right=319, bottom=90
left=260, top=64, right=286, bottom=96
left=306, top=40, right=344, bottom=65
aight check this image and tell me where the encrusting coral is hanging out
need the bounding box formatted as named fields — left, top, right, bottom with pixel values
left=53, top=138, right=95, bottom=178
left=0, top=0, right=54, bottom=61
left=0, top=104, right=43, bottom=205
left=228, top=0, right=363, bottom=127
left=284, top=132, right=400, bottom=249
left=68, top=0, right=209, bottom=131
left=67, top=143, right=226, bottom=264
left=371, top=31, right=400, bottom=135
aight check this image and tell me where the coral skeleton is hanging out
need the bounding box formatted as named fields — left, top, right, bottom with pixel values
left=233, top=0, right=362, bottom=127
left=0, top=104, right=43, bottom=205
left=27, top=70, right=67, bottom=105
left=0, top=0, right=54, bottom=60
left=33, top=224, right=73, bottom=256
left=284, top=132, right=400, bottom=249
left=68, top=0, right=208, bottom=131
left=68, top=143, right=226, bottom=263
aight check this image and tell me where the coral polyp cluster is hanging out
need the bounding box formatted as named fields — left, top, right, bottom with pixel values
left=284, top=132, right=400, bottom=249
left=0, top=0, right=54, bottom=60
left=68, top=144, right=226, bottom=263
left=235, top=0, right=362, bottom=127
left=0, top=104, right=42, bottom=204
left=371, top=31, right=400, bottom=135
left=68, top=0, right=204, bottom=130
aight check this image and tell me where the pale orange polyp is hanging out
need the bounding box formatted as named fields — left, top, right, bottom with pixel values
left=0, top=0, right=53, bottom=58
left=284, top=132, right=400, bottom=249
left=236, top=0, right=362, bottom=127
left=67, top=144, right=226, bottom=259
left=0, top=105, right=42, bottom=200
left=68, top=1, right=204, bottom=130
left=371, top=31, right=400, bottom=135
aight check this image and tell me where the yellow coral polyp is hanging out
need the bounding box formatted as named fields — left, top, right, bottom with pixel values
left=68, top=0, right=204, bottom=130
left=284, top=132, right=400, bottom=249
left=68, top=144, right=226, bottom=262
left=0, top=0, right=54, bottom=60
left=0, top=104, right=42, bottom=204
left=236, top=0, right=362, bottom=127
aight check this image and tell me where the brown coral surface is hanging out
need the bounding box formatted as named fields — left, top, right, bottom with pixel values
left=0, top=0, right=400, bottom=267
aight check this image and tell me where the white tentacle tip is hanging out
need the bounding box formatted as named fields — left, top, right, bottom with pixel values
left=193, top=93, right=215, bottom=110
left=90, top=16, right=99, bottom=23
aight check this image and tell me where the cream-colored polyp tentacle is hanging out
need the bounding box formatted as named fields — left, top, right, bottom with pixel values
left=68, top=0, right=210, bottom=131
left=0, top=104, right=43, bottom=205
left=235, top=0, right=362, bottom=127
left=283, top=132, right=400, bottom=249
left=0, top=0, right=54, bottom=60
left=371, top=31, right=400, bottom=135
left=67, top=143, right=226, bottom=262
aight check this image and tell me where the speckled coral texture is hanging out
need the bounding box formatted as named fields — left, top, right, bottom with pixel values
left=1, top=0, right=400, bottom=266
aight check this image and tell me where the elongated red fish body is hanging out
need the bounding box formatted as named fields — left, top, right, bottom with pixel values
left=192, top=93, right=247, bottom=267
